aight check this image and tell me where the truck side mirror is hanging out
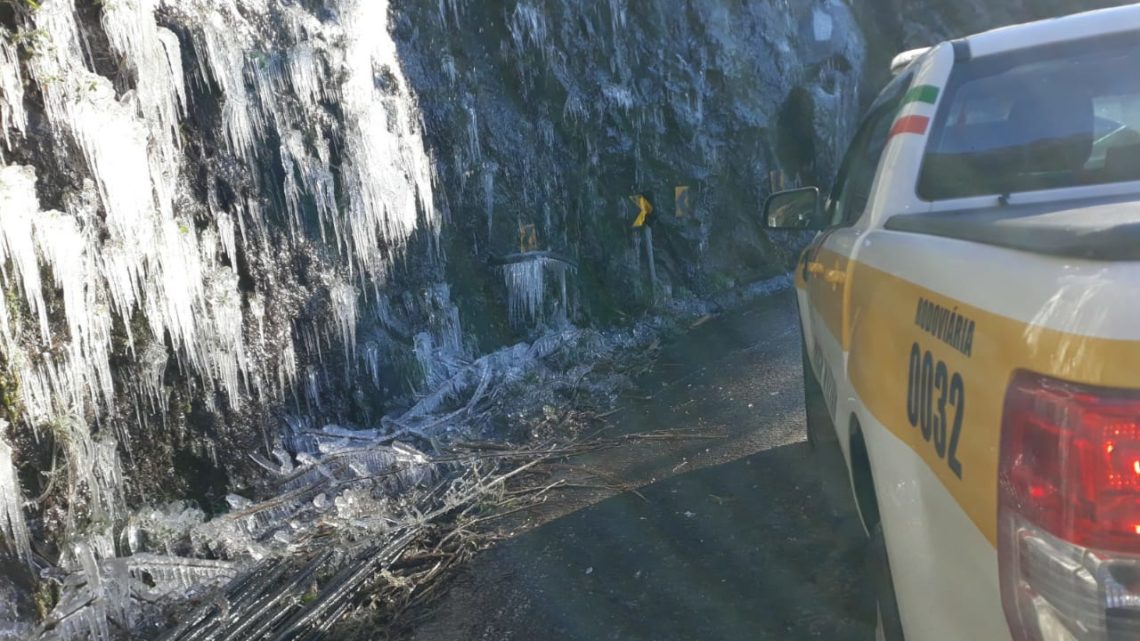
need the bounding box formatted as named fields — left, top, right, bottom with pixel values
left=763, top=187, right=825, bottom=230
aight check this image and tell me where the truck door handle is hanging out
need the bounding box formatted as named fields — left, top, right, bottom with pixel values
left=823, top=269, right=846, bottom=285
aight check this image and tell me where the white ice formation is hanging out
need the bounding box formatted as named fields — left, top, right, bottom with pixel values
left=0, top=0, right=441, bottom=605
left=502, top=257, right=573, bottom=328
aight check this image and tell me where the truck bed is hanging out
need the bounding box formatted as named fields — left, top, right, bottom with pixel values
left=884, top=194, right=1140, bottom=261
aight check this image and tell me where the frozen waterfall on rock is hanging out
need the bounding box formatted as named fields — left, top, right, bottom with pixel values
left=0, top=0, right=448, bottom=635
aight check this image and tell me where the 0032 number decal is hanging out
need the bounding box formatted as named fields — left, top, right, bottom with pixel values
left=906, top=342, right=964, bottom=479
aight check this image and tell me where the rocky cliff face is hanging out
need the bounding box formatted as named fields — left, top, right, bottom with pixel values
left=392, top=0, right=864, bottom=336
left=0, top=0, right=1128, bottom=633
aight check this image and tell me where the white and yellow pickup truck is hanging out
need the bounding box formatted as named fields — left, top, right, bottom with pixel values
left=765, top=6, right=1140, bottom=641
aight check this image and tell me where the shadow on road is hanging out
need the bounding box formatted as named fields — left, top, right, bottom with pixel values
left=415, top=441, right=873, bottom=640
left=411, top=291, right=876, bottom=640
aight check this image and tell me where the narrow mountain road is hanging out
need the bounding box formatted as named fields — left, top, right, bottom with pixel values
left=411, top=290, right=876, bottom=641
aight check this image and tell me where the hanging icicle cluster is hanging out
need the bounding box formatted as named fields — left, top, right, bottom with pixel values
left=0, top=0, right=442, bottom=597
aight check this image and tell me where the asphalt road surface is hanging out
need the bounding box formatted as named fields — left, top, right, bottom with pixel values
left=412, top=290, right=876, bottom=641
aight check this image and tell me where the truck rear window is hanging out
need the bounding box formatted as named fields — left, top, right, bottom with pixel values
left=918, top=32, right=1140, bottom=201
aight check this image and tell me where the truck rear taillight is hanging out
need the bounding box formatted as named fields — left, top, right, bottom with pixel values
left=999, top=372, right=1140, bottom=641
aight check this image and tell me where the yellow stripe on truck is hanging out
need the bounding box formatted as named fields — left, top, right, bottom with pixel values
left=801, top=251, right=1140, bottom=546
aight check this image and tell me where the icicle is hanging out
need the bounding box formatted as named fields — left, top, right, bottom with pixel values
left=0, top=169, right=114, bottom=421
left=248, top=293, right=266, bottom=343
left=362, top=341, right=382, bottom=387
left=0, top=0, right=281, bottom=432
left=336, top=0, right=438, bottom=284
left=609, top=0, right=627, bottom=33
left=329, top=282, right=359, bottom=364
left=99, top=0, right=186, bottom=169
left=48, top=540, right=120, bottom=641
left=501, top=258, right=574, bottom=328
left=433, top=285, right=464, bottom=356
left=0, top=429, right=30, bottom=563
left=280, top=130, right=339, bottom=244
left=413, top=332, right=436, bottom=388
left=137, top=341, right=170, bottom=414
left=563, top=92, right=588, bottom=124
left=0, top=32, right=26, bottom=152
left=603, top=84, right=635, bottom=112
left=193, top=15, right=261, bottom=161
left=509, top=3, right=548, bottom=57
left=202, top=266, right=248, bottom=406
left=22, top=0, right=264, bottom=419
left=278, top=341, right=298, bottom=400
left=304, top=367, right=322, bottom=411
left=442, top=53, right=458, bottom=85
left=217, top=211, right=237, bottom=262
left=538, top=117, right=555, bottom=149
left=502, top=259, right=546, bottom=327
left=482, top=166, right=495, bottom=236
left=464, top=104, right=481, bottom=165
left=288, top=44, right=324, bottom=106
left=0, top=165, right=51, bottom=341
left=53, top=417, right=125, bottom=534
left=437, top=0, right=465, bottom=27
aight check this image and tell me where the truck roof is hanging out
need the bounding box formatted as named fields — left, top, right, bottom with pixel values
left=964, top=4, right=1140, bottom=59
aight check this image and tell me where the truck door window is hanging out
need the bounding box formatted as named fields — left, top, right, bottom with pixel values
left=829, top=76, right=912, bottom=226
left=919, top=31, right=1140, bottom=200
left=1087, top=95, right=1140, bottom=171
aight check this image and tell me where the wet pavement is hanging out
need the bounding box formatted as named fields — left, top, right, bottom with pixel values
left=411, top=291, right=876, bottom=641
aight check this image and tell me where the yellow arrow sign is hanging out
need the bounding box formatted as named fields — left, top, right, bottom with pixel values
left=630, top=195, right=653, bottom=228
